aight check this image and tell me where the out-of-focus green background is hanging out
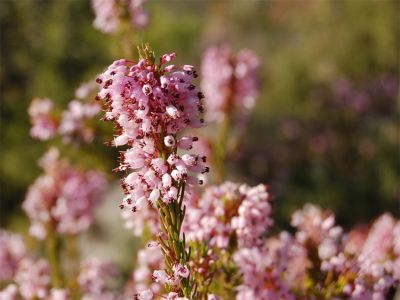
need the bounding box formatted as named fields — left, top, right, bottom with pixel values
left=1, top=0, right=399, bottom=230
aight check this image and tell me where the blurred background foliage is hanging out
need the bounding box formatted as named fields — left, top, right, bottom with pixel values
left=1, top=0, right=399, bottom=231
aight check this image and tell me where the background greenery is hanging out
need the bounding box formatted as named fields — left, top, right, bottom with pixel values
left=1, top=0, right=399, bottom=231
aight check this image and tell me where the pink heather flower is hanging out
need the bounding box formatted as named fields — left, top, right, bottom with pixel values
left=359, top=214, right=399, bottom=278
left=23, top=148, right=107, bottom=239
left=163, top=292, right=189, bottom=300
left=288, top=208, right=399, bottom=299
left=344, top=225, right=369, bottom=255
left=134, top=289, right=153, bottom=300
left=121, top=201, right=159, bottom=236
left=58, top=100, right=101, bottom=143
left=91, top=0, right=121, bottom=34
left=91, top=0, right=148, bottom=34
left=15, top=258, right=50, bottom=299
left=96, top=53, right=207, bottom=216
left=29, top=81, right=101, bottom=144
left=78, top=257, right=119, bottom=295
left=291, top=204, right=343, bottom=261
left=0, top=284, right=18, bottom=300
left=28, top=98, right=58, bottom=141
left=48, top=289, right=72, bottom=300
left=234, top=243, right=295, bottom=300
left=0, top=230, right=26, bottom=281
left=272, top=233, right=308, bottom=291
left=133, top=244, right=164, bottom=294
left=128, top=0, right=149, bottom=28
left=172, top=264, right=190, bottom=278
left=75, top=80, right=97, bottom=99
left=201, top=45, right=260, bottom=124
left=183, top=182, right=272, bottom=248
left=152, top=269, right=169, bottom=284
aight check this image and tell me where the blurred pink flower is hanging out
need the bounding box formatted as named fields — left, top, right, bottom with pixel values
left=23, top=148, right=107, bottom=239
left=15, top=258, right=50, bottom=299
left=58, top=100, right=100, bottom=144
left=28, top=98, right=58, bottom=141
left=0, top=230, right=26, bottom=281
left=0, top=284, right=18, bottom=300
left=78, top=257, right=118, bottom=296
left=91, top=0, right=148, bottom=34
left=133, top=243, right=164, bottom=295
left=201, top=45, right=260, bottom=125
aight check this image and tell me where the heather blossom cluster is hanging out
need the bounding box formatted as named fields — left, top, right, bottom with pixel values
left=96, top=49, right=207, bottom=215
left=91, top=0, right=149, bottom=34
left=78, top=257, right=120, bottom=300
left=28, top=81, right=101, bottom=144
left=28, top=98, right=58, bottom=141
left=23, top=148, right=107, bottom=239
left=0, top=230, right=126, bottom=300
left=201, top=45, right=260, bottom=125
left=0, top=230, right=26, bottom=281
left=233, top=233, right=299, bottom=300
left=132, top=244, right=164, bottom=295
left=285, top=205, right=400, bottom=299
left=184, top=182, right=272, bottom=249
left=96, top=45, right=207, bottom=298
left=200, top=46, right=260, bottom=180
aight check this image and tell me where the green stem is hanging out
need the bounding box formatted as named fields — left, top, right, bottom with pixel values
left=46, top=224, right=63, bottom=288
left=66, top=234, right=80, bottom=300
left=214, top=114, right=231, bottom=183
left=157, top=182, right=197, bottom=299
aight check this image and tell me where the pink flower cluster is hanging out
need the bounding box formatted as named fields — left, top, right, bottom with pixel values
left=226, top=203, right=400, bottom=300
left=121, top=200, right=159, bottom=236
left=15, top=258, right=51, bottom=299
left=183, top=182, right=272, bottom=248
left=91, top=0, right=149, bottom=34
left=132, top=243, right=164, bottom=295
left=23, top=148, right=107, bottom=239
left=233, top=233, right=298, bottom=300
left=0, top=230, right=26, bottom=281
left=291, top=203, right=343, bottom=264
left=0, top=230, right=71, bottom=300
left=78, top=257, right=119, bottom=299
left=287, top=205, right=400, bottom=299
left=58, top=99, right=100, bottom=144
left=28, top=98, right=58, bottom=141
left=96, top=53, right=207, bottom=214
left=0, top=231, right=126, bottom=300
left=201, top=45, right=260, bottom=124
left=355, top=214, right=400, bottom=299
left=152, top=263, right=189, bottom=286
left=28, top=81, right=101, bottom=144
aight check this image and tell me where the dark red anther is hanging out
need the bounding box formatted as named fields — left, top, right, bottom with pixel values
left=202, top=167, right=210, bottom=174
